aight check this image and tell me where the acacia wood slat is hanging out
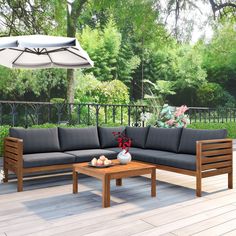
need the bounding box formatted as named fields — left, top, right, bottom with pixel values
left=197, top=139, right=232, bottom=144
left=155, top=164, right=196, bottom=176
left=202, top=167, right=232, bottom=178
left=202, top=148, right=232, bottom=157
left=23, top=164, right=73, bottom=173
left=5, top=142, right=19, bottom=148
left=202, top=142, right=232, bottom=151
left=202, top=161, right=232, bottom=170
left=5, top=146, right=20, bottom=155
left=5, top=157, right=17, bottom=166
left=5, top=151, right=19, bottom=161
left=202, top=155, right=232, bottom=164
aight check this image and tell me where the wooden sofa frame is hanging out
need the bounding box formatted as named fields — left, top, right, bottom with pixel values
left=3, top=137, right=233, bottom=196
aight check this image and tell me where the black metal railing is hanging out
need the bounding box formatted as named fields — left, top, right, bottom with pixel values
left=0, top=101, right=150, bottom=127
left=0, top=101, right=235, bottom=127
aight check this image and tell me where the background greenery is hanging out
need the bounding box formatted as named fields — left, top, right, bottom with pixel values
left=0, top=0, right=235, bottom=108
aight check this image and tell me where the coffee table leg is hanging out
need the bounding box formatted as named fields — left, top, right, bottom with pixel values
left=151, top=169, right=156, bottom=197
left=102, top=175, right=110, bottom=208
left=116, top=178, right=122, bottom=186
left=73, top=170, right=78, bottom=194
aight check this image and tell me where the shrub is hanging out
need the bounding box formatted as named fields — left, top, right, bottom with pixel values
left=188, top=122, right=236, bottom=139
left=0, top=125, right=10, bottom=156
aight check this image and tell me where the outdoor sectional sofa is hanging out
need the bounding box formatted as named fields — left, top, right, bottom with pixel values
left=3, top=126, right=233, bottom=197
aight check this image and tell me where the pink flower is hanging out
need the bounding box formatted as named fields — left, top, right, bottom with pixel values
left=175, top=105, right=188, bottom=117
left=166, top=119, right=175, bottom=125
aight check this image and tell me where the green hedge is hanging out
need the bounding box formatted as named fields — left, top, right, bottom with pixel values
left=1, top=122, right=235, bottom=156
left=188, top=122, right=236, bottom=139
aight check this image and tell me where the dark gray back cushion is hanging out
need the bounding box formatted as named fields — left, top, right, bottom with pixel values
left=178, top=128, right=227, bottom=154
left=99, top=126, right=126, bottom=148
left=9, top=128, right=60, bottom=154
left=145, top=127, right=182, bottom=152
left=58, top=127, right=100, bottom=151
left=125, top=126, right=149, bottom=148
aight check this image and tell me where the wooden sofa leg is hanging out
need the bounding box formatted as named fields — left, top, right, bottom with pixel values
left=228, top=172, right=233, bottom=189
left=196, top=175, right=202, bottom=197
left=17, top=171, right=23, bottom=192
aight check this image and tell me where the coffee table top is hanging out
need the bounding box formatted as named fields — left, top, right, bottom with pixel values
left=73, top=160, right=156, bottom=179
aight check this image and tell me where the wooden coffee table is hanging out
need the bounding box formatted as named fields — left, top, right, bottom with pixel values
left=72, top=160, right=156, bottom=208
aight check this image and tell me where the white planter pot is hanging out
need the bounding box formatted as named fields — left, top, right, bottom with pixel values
left=117, top=150, right=132, bottom=164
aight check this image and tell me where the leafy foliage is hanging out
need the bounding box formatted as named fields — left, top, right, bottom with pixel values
left=75, top=73, right=129, bottom=104
left=80, top=19, right=140, bottom=84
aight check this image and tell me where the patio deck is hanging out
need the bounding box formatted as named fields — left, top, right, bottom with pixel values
left=0, top=152, right=235, bottom=236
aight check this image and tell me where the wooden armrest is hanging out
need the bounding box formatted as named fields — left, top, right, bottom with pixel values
left=196, top=139, right=233, bottom=177
left=4, top=137, right=23, bottom=163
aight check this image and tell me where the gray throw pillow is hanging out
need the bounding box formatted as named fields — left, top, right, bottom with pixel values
left=58, top=127, right=100, bottom=151
left=178, top=128, right=227, bottom=154
left=125, top=126, right=150, bottom=148
left=145, top=127, right=182, bottom=153
left=98, top=126, right=126, bottom=148
left=9, top=128, right=60, bottom=154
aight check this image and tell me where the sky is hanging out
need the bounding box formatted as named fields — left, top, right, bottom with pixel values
left=159, top=0, right=214, bottom=44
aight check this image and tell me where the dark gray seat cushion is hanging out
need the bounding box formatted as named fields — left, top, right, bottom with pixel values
left=125, top=126, right=149, bottom=148
left=23, top=152, right=75, bottom=168
left=128, top=148, right=196, bottom=170
left=10, top=128, right=60, bottom=154
left=178, top=128, right=227, bottom=154
left=66, top=149, right=117, bottom=163
left=58, top=127, right=100, bottom=151
left=99, top=126, right=125, bottom=148
left=145, top=127, right=182, bottom=152
left=106, top=147, right=196, bottom=170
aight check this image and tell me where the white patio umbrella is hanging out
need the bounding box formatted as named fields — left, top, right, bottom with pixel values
left=0, top=35, right=93, bottom=69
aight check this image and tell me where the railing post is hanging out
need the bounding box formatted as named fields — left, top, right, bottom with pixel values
left=104, top=105, right=107, bottom=124
left=112, top=105, right=116, bottom=124
left=120, top=105, right=123, bottom=125
left=0, top=103, right=2, bottom=126
left=77, top=104, right=81, bottom=124
left=87, top=104, right=90, bottom=126
left=95, top=104, right=99, bottom=126
left=142, top=106, right=145, bottom=127
left=128, top=106, right=131, bottom=126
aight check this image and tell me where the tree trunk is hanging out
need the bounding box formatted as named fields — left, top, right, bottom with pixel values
left=67, top=69, right=75, bottom=104
left=66, top=0, right=87, bottom=103
left=141, top=37, right=144, bottom=99
left=66, top=4, right=76, bottom=103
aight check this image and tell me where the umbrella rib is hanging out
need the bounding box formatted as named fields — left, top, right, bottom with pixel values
left=66, top=48, right=88, bottom=61
left=12, top=49, right=26, bottom=65
left=45, top=49, right=53, bottom=64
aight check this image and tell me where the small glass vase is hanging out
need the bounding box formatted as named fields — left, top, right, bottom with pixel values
left=117, top=149, right=132, bottom=164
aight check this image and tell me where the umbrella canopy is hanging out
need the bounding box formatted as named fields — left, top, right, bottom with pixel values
left=0, top=35, right=93, bottom=69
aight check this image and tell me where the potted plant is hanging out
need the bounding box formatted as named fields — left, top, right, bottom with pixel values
left=112, top=132, right=132, bottom=164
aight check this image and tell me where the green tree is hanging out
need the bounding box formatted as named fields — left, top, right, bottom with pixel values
left=80, top=19, right=140, bottom=85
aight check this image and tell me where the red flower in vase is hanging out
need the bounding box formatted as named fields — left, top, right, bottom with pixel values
left=112, top=131, right=132, bottom=153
